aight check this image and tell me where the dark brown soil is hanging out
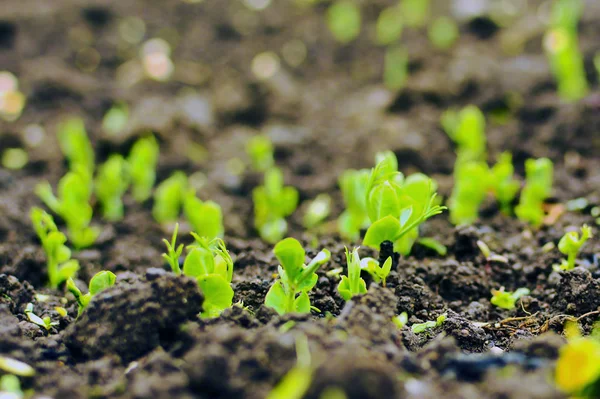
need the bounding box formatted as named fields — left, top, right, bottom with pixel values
left=1, top=0, right=600, bottom=398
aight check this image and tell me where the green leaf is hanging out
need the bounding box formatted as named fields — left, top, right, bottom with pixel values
left=265, top=281, right=288, bottom=315
left=338, top=276, right=352, bottom=301
left=376, top=6, right=403, bottom=45
left=363, top=215, right=401, bottom=248
left=152, top=172, right=188, bottom=223
left=246, top=135, right=274, bottom=172
left=57, top=260, right=79, bottom=284
left=294, top=291, right=311, bottom=313
left=367, top=182, right=400, bottom=222
left=183, top=247, right=214, bottom=278
left=274, top=238, right=305, bottom=281
left=184, top=194, right=224, bottom=240
left=128, top=135, right=159, bottom=203
left=89, top=271, right=116, bottom=295
left=198, top=274, right=234, bottom=318
left=399, top=206, right=413, bottom=227
left=327, top=1, right=361, bottom=43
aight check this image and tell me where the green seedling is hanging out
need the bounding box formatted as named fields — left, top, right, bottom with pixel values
left=95, top=154, right=130, bottom=221
left=359, top=256, right=392, bottom=286
left=152, top=171, right=188, bottom=223
left=490, top=152, right=520, bottom=214
left=0, top=374, right=23, bottom=398
left=0, top=356, right=35, bottom=377
left=24, top=303, right=58, bottom=331
left=376, top=5, right=403, bottom=45
left=35, top=166, right=98, bottom=248
left=515, top=158, right=553, bottom=226
left=443, top=105, right=487, bottom=167
left=266, top=335, right=313, bottom=399
left=183, top=190, right=224, bottom=240
left=416, top=237, right=447, bottom=256
left=411, top=313, right=447, bottom=333
left=337, top=247, right=367, bottom=301
left=384, top=45, right=409, bottom=91
left=162, top=223, right=184, bottom=275
left=57, top=117, right=94, bottom=174
left=558, top=225, right=592, bottom=271
left=67, top=271, right=117, bottom=316
left=544, top=0, right=588, bottom=101
left=338, top=168, right=370, bottom=240
left=128, top=135, right=160, bottom=202
left=246, top=135, right=274, bottom=172
left=30, top=207, right=79, bottom=288
left=449, top=161, right=489, bottom=225
left=253, top=167, right=299, bottom=243
left=102, top=102, right=129, bottom=136
left=265, top=238, right=331, bottom=315
left=393, top=312, right=408, bottom=329
left=2, top=148, right=28, bottom=170
left=326, top=1, right=361, bottom=43
left=183, top=235, right=234, bottom=318
left=303, top=194, right=331, bottom=229
left=490, top=287, right=530, bottom=310
left=428, top=16, right=459, bottom=50
left=400, top=0, right=430, bottom=27
left=363, top=158, right=446, bottom=254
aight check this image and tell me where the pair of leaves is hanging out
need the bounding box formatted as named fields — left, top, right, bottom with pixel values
left=558, top=225, right=592, bottom=271
left=490, top=287, right=530, bottom=310
left=67, top=271, right=116, bottom=316
left=337, top=247, right=367, bottom=301
left=183, top=194, right=223, bottom=240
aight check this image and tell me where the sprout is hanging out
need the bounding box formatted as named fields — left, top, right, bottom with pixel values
left=490, top=287, right=530, bottom=310
left=384, top=46, right=409, bottom=91
left=265, top=238, right=330, bottom=315
left=24, top=303, right=58, bottom=331
left=376, top=6, right=403, bottom=45
left=489, top=152, right=520, bottom=215
left=338, top=168, right=370, bottom=240
left=128, top=135, right=160, bottom=202
left=337, top=247, right=367, bottom=301
left=443, top=105, right=487, bottom=167
left=246, top=135, right=274, bottom=172
left=1, top=148, right=28, bottom=170
left=152, top=171, right=188, bottom=224
left=67, top=271, right=117, bottom=316
left=411, top=313, right=447, bottom=333
left=266, top=335, right=313, bottom=399
left=182, top=236, right=234, bottom=318
left=326, top=1, right=361, bottom=43
left=252, top=168, right=299, bottom=243
left=515, top=158, right=553, bottom=227
left=183, top=190, right=224, bottom=240
left=400, top=0, right=430, bottom=28
left=95, top=154, right=130, bottom=221
left=57, top=117, right=94, bottom=174
left=162, top=223, right=184, bottom=275
left=359, top=256, right=392, bottom=287
left=30, top=207, right=80, bottom=288
left=393, top=312, right=408, bottom=329
left=449, top=162, right=489, bottom=225
left=303, top=194, right=331, bottom=229
left=428, top=16, right=459, bottom=50
left=35, top=167, right=98, bottom=248
left=558, top=225, right=592, bottom=271
left=102, top=102, right=129, bottom=136
left=0, top=356, right=35, bottom=377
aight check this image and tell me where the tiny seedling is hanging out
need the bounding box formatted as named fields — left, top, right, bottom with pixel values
left=443, top=105, right=487, bottom=167
left=393, top=312, right=408, bottom=329
left=152, top=171, right=188, bottom=223
left=57, top=117, right=95, bottom=174
left=359, top=256, right=392, bottom=287
left=0, top=356, right=35, bottom=377
left=448, top=161, right=489, bottom=225
left=400, top=0, right=430, bottom=27
left=183, top=190, right=224, bottom=240
left=376, top=5, right=403, bottom=45
left=428, top=16, right=459, bottom=50
left=183, top=236, right=234, bottom=318
left=162, top=223, right=184, bottom=275
left=265, top=238, right=331, bottom=315
left=515, top=158, right=553, bottom=226
left=489, top=152, right=520, bottom=214
left=411, top=313, right=447, bottom=333
left=95, top=154, right=130, bottom=221
left=252, top=167, right=299, bottom=243
left=338, top=168, right=370, bottom=240
left=128, top=135, right=160, bottom=202
left=303, top=194, right=331, bottom=229
left=102, top=102, right=129, bottom=136
left=24, top=303, right=58, bottom=331
left=557, top=225, right=592, bottom=271
left=337, top=247, right=367, bottom=301
left=35, top=167, right=99, bottom=248
left=490, top=287, right=530, bottom=310
left=384, top=45, right=409, bottom=91
left=246, top=135, right=274, bottom=172
left=67, top=271, right=117, bottom=316
left=30, top=207, right=79, bottom=288
left=266, top=335, right=313, bottom=399
left=326, top=1, right=361, bottom=44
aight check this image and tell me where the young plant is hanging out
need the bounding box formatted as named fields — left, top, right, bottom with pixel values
left=448, top=162, right=489, bottom=225
left=35, top=167, right=98, bottom=248
left=489, top=152, right=520, bottom=214
left=128, top=135, right=160, bottom=202
left=162, top=223, right=184, bottom=275
left=30, top=207, right=80, bottom=288
left=24, top=303, right=58, bottom=331
left=57, top=117, right=95, bottom=174
left=266, top=335, right=313, bottom=399
left=558, top=225, right=592, bottom=271
left=338, top=168, right=370, bottom=240
left=246, top=135, right=274, bottom=172
left=384, top=45, right=409, bottom=91
left=443, top=105, right=487, bottom=168
left=183, top=236, right=234, bottom=318
left=428, top=16, right=459, bottom=50
left=393, top=312, right=408, bottom=329
left=252, top=168, right=299, bottom=243
left=66, top=271, right=117, bottom=316
left=515, top=158, right=553, bottom=226
left=411, top=313, right=447, bottom=333
left=95, top=154, right=130, bottom=221
left=265, top=238, right=331, bottom=315
left=183, top=190, right=224, bottom=240
left=359, top=256, right=392, bottom=286
left=337, top=247, right=367, bottom=301
left=152, top=171, right=188, bottom=223
left=326, top=1, right=361, bottom=44
left=375, top=5, right=403, bottom=45
left=400, top=0, right=430, bottom=27
left=303, top=194, right=331, bottom=229
left=102, top=102, right=129, bottom=136
left=490, top=287, right=530, bottom=310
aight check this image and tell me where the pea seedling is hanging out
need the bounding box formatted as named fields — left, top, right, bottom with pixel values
left=162, top=223, right=184, bottom=275
left=303, top=194, right=331, bottom=229
left=489, top=152, right=520, bottom=214
left=67, top=271, right=116, bottom=316
left=326, top=1, right=361, bottom=43
left=411, top=313, right=447, bottom=333
left=359, top=256, right=392, bottom=286
left=490, top=287, right=530, bottom=310
left=57, top=117, right=94, bottom=174
left=515, top=158, right=553, bottom=226
left=393, top=312, right=408, bottom=329
left=443, top=105, right=487, bottom=168
left=152, top=171, right=188, bottom=223
left=102, top=102, right=129, bottom=136
left=24, top=303, right=58, bottom=331
left=265, top=238, right=331, bottom=315
left=128, top=135, right=160, bottom=202
left=338, top=168, right=370, bottom=240
left=95, top=154, right=130, bottom=221
left=246, top=135, right=274, bottom=172
left=337, top=247, right=367, bottom=301
left=266, top=335, right=313, bottom=399
left=558, top=225, right=592, bottom=271
left=30, top=207, right=79, bottom=288
left=253, top=167, right=299, bottom=243
left=376, top=5, right=403, bottom=45
left=449, top=162, right=489, bottom=225
left=183, top=190, right=224, bottom=240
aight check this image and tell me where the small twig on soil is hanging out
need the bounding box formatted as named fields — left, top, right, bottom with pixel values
left=480, top=313, right=540, bottom=330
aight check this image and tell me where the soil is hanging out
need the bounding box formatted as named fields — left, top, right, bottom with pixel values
left=1, top=0, right=600, bottom=398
